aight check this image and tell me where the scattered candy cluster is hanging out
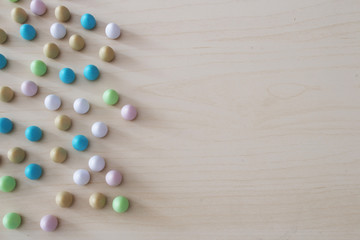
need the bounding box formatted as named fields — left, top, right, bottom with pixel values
left=0, top=0, right=137, bottom=232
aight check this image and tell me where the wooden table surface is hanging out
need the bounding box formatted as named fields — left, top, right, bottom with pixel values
left=1, top=0, right=360, bottom=239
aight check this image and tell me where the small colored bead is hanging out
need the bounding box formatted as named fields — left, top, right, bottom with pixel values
left=0, top=54, right=8, bottom=69
left=105, top=23, right=121, bottom=39
left=20, top=24, right=36, bottom=41
left=81, top=13, right=96, bottom=30
left=40, top=215, right=58, bottom=232
left=99, top=46, right=115, bottom=62
left=121, top=104, right=138, bottom=121
left=7, top=147, right=26, bottom=163
left=2, top=213, right=21, bottom=229
left=59, top=67, right=75, bottom=84
left=91, top=122, right=108, bottom=138
left=88, top=155, right=105, bottom=172
left=103, top=89, right=119, bottom=105
left=44, top=94, right=61, bottom=111
left=0, top=28, right=8, bottom=44
left=54, top=115, right=71, bottom=131
left=55, top=6, right=70, bottom=22
left=9, top=0, right=20, bottom=2
left=56, top=191, right=73, bottom=208
left=83, top=64, right=99, bottom=81
left=50, top=23, right=66, bottom=39
left=21, top=80, right=38, bottom=96
left=30, top=60, right=47, bottom=76
left=69, top=34, right=85, bottom=51
left=50, top=147, right=67, bottom=163
left=43, top=42, right=60, bottom=59
left=0, top=176, right=16, bottom=192
left=30, top=0, right=47, bottom=16
left=73, top=169, right=90, bottom=185
left=25, top=125, right=43, bottom=142
left=11, top=7, right=28, bottom=24
left=73, top=98, right=90, bottom=114
left=72, top=135, right=89, bottom=151
left=106, top=170, right=122, bottom=186
left=0, top=86, right=14, bottom=102
left=89, top=193, right=107, bottom=209
left=0, top=117, right=13, bottom=133
left=112, top=196, right=129, bottom=213
left=25, top=163, right=43, bottom=180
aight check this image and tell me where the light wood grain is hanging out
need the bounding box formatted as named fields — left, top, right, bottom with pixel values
left=1, top=0, right=360, bottom=239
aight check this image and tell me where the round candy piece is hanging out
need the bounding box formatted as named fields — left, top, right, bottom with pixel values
left=50, top=147, right=67, bottom=163
left=0, top=117, right=13, bottom=133
left=81, top=13, right=96, bottom=30
left=105, top=23, right=121, bottom=39
left=69, top=34, right=85, bottom=51
left=0, top=176, right=16, bottom=192
left=55, top=5, right=70, bottom=22
left=106, top=170, right=122, bottom=186
left=0, top=28, right=7, bottom=44
left=89, top=193, right=107, bottom=209
left=73, top=169, right=90, bottom=185
left=20, top=24, right=36, bottom=40
left=50, top=23, right=66, bottom=39
left=43, top=42, right=60, bottom=59
left=59, top=68, right=75, bottom=84
left=11, top=7, right=28, bottom=24
left=44, top=94, right=61, bottom=111
left=21, top=80, right=38, bottom=96
left=121, top=104, right=138, bottom=121
left=0, top=54, right=8, bottom=69
left=30, top=60, right=47, bottom=76
left=40, top=215, right=58, bottom=232
left=3, top=213, right=21, bottom=229
left=25, top=125, right=43, bottom=142
left=8, top=147, right=26, bottom=163
left=56, top=191, right=73, bottom=208
left=103, top=89, right=119, bottom=105
left=54, top=115, right=71, bottom=131
left=88, top=155, right=105, bottom=172
left=73, top=98, right=90, bottom=114
left=99, top=46, right=115, bottom=62
left=83, top=64, right=99, bottom=81
left=91, top=122, right=108, bottom=138
left=30, top=0, right=47, bottom=16
left=112, top=196, right=129, bottom=213
left=9, top=0, right=20, bottom=2
left=0, top=86, right=14, bottom=102
left=72, top=135, right=89, bottom=151
left=25, top=163, right=43, bottom=180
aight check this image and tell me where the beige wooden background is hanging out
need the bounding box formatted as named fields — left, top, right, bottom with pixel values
left=0, top=0, right=360, bottom=239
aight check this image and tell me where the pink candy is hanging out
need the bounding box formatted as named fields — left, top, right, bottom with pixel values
left=40, top=215, right=58, bottom=232
left=30, top=0, right=47, bottom=16
left=121, top=104, right=137, bottom=121
left=21, top=80, right=38, bottom=97
left=105, top=170, right=122, bottom=186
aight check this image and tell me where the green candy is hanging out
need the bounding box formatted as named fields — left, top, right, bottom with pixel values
left=112, top=196, right=129, bottom=213
left=3, top=213, right=21, bottom=229
left=103, top=89, right=119, bottom=105
left=30, top=60, right=47, bottom=76
left=0, top=176, right=16, bottom=192
left=9, top=0, right=20, bottom=2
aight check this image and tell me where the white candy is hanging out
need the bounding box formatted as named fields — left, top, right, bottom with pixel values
left=105, top=23, right=121, bottom=39
left=88, top=155, right=105, bottom=172
left=44, top=94, right=61, bottom=111
left=91, top=121, right=108, bottom=138
left=73, top=98, right=90, bottom=114
left=73, top=169, right=90, bottom=185
left=50, top=23, right=66, bottom=39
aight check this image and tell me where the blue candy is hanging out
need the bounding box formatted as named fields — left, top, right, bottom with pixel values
left=25, top=163, right=43, bottom=180
left=83, top=64, right=99, bottom=81
left=59, top=68, right=76, bottom=84
left=0, top=118, right=13, bottom=134
left=0, top=54, right=7, bottom=69
left=20, top=24, right=36, bottom=41
left=80, top=13, right=96, bottom=30
left=25, top=126, right=43, bottom=142
left=72, top=135, right=89, bottom=151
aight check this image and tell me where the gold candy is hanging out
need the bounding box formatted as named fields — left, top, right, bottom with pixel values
left=0, top=28, right=7, bottom=44
left=99, top=46, right=115, bottom=62
left=55, top=6, right=70, bottom=22
left=69, top=34, right=85, bottom=51
left=50, top=147, right=67, bottom=163
left=54, top=114, right=71, bottom=131
left=43, top=43, right=60, bottom=59
left=11, top=7, right=28, bottom=24
left=0, top=86, right=14, bottom=102
left=89, top=193, right=107, bottom=209
left=8, top=147, right=26, bottom=163
left=56, top=191, right=73, bottom=208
